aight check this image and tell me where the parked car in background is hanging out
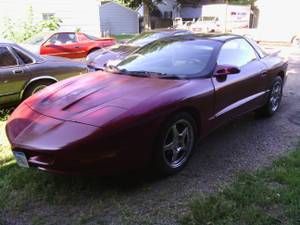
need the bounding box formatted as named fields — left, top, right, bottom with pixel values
left=6, top=34, right=288, bottom=176
left=86, top=29, right=192, bottom=71
left=189, top=16, right=221, bottom=33
left=22, top=32, right=116, bottom=59
left=0, top=40, right=87, bottom=106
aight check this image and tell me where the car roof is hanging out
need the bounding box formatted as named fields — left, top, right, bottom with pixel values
left=155, top=33, right=244, bottom=43
left=146, top=28, right=191, bottom=34
left=0, top=39, right=14, bottom=45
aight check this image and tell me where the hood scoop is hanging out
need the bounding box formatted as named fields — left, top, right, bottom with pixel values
left=61, top=86, right=105, bottom=111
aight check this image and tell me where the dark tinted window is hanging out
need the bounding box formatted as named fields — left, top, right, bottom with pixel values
left=13, top=48, right=33, bottom=64
left=47, top=33, right=77, bottom=45
left=117, top=39, right=218, bottom=77
left=0, top=47, right=18, bottom=67
left=217, top=38, right=257, bottom=67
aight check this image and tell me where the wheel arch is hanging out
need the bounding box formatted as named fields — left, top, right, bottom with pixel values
left=277, top=70, right=285, bottom=82
left=88, top=47, right=101, bottom=55
left=20, top=76, right=58, bottom=100
left=165, top=106, right=202, bottom=137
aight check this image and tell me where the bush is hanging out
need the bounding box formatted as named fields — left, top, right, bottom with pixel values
left=1, top=6, right=62, bottom=43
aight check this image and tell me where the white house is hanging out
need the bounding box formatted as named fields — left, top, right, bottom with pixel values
left=99, top=1, right=139, bottom=35
left=0, top=0, right=101, bottom=36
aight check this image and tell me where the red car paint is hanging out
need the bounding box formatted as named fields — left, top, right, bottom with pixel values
left=6, top=34, right=288, bottom=175
left=40, top=32, right=116, bottom=59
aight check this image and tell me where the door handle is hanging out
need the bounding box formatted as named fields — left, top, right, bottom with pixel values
left=12, top=69, right=23, bottom=74
left=74, top=46, right=80, bottom=49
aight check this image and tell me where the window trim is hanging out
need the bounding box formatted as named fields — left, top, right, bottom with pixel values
left=11, top=46, right=36, bottom=65
left=0, top=46, right=20, bottom=69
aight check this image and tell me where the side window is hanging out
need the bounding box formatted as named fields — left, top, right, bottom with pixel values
left=0, top=47, right=18, bottom=67
left=13, top=48, right=33, bottom=64
left=57, top=33, right=77, bottom=44
left=46, top=33, right=77, bottom=45
left=46, top=34, right=59, bottom=45
left=217, top=39, right=257, bottom=67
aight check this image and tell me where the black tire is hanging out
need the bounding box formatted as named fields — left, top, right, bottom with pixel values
left=154, top=112, right=197, bottom=176
left=23, top=80, right=55, bottom=99
left=256, top=76, right=283, bottom=117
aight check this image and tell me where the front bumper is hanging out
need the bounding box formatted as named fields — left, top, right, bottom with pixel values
left=6, top=104, right=122, bottom=175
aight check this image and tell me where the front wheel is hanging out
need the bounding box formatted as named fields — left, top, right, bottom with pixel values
left=154, top=113, right=197, bottom=176
left=23, top=80, right=55, bottom=99
left=257, top=76, right=283, bottom=117
left=292, top=35, right=300, bottom=47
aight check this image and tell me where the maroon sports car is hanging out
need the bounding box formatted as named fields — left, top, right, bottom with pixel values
left=6, top=34, right=288, bottom=176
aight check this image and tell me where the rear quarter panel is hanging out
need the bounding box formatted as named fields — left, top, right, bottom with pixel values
left=260, top=55, right=288, bottom=88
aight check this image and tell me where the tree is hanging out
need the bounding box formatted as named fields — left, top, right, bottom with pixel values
left=1, top=6, right=62, bottom=42
left=121, top=0, right=256, bottom=30
left=122, top=0, right=163, bottom=30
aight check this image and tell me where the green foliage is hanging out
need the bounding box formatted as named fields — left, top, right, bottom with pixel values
left=1, top=6, right=62, bottom=43
left=182, top=149, right=300, bottom=225
left=228, top=0, right=256, bottom=5
left=0, top=109, right=10, bottom=121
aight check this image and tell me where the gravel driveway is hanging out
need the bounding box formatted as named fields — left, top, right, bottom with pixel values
left=2, top=45, right=300, bottom=225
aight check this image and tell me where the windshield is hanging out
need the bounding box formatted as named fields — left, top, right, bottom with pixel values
left=127, top=32, right=171, bottom=47
left=116, top=38, right=219, bottom=78
left=24, top=33, right=48, bottom=45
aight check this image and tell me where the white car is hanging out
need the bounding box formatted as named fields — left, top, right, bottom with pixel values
left=190, top=16, right=221, bottom=33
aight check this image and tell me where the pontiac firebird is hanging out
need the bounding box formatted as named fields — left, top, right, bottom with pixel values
left=6, top=34, right=288, bottom=176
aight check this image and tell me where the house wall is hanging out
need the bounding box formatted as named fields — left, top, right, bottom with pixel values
left=99, top=2, right=139, bottom=35
left=0, top=0, right=101, bottom=37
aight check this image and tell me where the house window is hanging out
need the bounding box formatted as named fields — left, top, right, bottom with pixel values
left=42, top=13, right=55, bottom=20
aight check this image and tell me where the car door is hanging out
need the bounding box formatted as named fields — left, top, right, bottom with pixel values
left=40, top=33, right=83, bottom=58
left=212, top=38, right=268, bottom=123
left=0, top=46, right=31, bottom=105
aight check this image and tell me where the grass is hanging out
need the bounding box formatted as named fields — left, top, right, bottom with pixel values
left=0, top=108, right=10, bottom=121
left=0, top=115, right=299, bottom=224
left=181, top=149, right=300, bottom=225
left=113, top=34, right=135, bottom=42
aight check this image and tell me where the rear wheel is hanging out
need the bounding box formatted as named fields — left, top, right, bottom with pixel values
left=292, top=35, right=300, bottom=47
left=23, top=80, right=55, bottom=99
left=256, top=76, right=283, bottom=117
left=154, top=113, right=197, bottom=175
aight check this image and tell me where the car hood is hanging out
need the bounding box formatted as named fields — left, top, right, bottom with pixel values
left=25, top=72, right=189, bottom=127
left=87, top=44, right=138, bottom=69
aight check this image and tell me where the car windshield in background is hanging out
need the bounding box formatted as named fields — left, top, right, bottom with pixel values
left=117, top=39, right=219, bottom=78
left=24, top=33, right=48, bottom=45
left=127, top=32, right=170, bottom=47
left=84, top=34, right=100, bottom=41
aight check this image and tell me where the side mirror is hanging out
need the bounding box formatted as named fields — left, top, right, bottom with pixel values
left=214, top=65, right=240, bottom=77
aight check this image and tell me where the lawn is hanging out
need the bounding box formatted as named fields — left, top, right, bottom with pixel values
left=0, top=109, right=299, bottom=224
left=113, top=34, right=135, bottom=42
left=182, top=150, right=300, bottom=225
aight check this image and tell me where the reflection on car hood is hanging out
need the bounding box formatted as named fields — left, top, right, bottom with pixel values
left=25, top=71, right=188, bottom=127
left=87, top=44, right=138, bottom=69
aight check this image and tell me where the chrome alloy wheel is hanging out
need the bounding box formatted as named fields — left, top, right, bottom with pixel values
left=162, top=119, right=194, bottom=169
left=270, top=80, right=282, bottom=112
